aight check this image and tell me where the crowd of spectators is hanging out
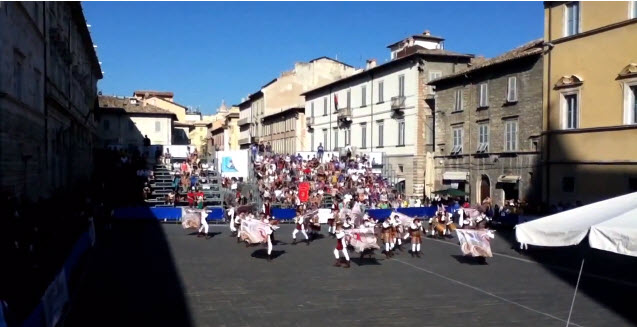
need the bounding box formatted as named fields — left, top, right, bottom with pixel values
left=247, top=152, right=418, bottom=213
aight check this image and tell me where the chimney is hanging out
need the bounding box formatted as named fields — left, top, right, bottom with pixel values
left=366, top=58, right=377, bottom=70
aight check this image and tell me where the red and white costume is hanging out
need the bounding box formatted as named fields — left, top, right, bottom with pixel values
left=333, top=229, right=350, bottom=267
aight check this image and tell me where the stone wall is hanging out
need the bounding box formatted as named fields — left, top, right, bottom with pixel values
left=433, top=55, right=544, bottom=206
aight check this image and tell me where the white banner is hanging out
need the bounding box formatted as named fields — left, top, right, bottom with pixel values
left=317, top=208, right=332, bottom=224
left=456, top=229, right=495, bottom=257
left=42, top=270, right=69, bottom=327
left=216, top=150, right=249, bottom=179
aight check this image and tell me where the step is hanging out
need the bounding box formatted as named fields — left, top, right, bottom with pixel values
left=151, top=182, right=173, bottom=187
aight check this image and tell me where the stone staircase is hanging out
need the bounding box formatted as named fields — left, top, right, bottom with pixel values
left=146, top=164, right=173, bottom=206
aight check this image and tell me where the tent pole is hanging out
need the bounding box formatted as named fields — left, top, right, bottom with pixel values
left=566, top=258, right=585, bottom=326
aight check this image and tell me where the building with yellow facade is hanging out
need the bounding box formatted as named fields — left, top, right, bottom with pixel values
left=543, top=1, right=637, bottom=205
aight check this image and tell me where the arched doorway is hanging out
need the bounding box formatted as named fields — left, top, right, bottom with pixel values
left=480, top=174, right=491, bottom=203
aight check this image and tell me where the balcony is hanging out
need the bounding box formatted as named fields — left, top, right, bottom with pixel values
left=306, top=116, right=315, bottom=129
left=238, top=136, right=251, bottom=145
left=391, top=96, right=406, bottom=111
left=238, top=117, right=249, bottom=126
left=337, top=107, right=352, bottom=122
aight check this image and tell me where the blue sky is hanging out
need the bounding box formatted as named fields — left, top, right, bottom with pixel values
left=84, top=1, right=543, bottom=114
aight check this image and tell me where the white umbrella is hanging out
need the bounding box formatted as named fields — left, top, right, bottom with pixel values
left=515, top=192, right=637, bottom=325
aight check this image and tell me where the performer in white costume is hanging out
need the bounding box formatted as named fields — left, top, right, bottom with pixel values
left=333, top=223, right=350, bottom=268
left=197, top=209, right=210, bottom=239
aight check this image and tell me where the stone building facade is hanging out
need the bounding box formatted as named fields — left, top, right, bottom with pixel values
left=303, top=31, right=473, bottom=197
left=237, top=57, right=358, bottom=152
left=96, top=95, right=176, bottom=148
left=429, top=40, right=544, bottom=206
left=0, top=2, right=102, bottom=200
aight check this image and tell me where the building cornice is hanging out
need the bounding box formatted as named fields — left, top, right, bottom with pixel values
left=543, top=124, right=637, bottom=135
left=551, top=18, right=637, bottom=45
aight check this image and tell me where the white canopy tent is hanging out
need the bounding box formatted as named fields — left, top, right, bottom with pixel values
left=515, top=192, right=637, bottom=326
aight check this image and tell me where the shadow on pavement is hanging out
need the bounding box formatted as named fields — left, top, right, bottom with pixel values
left=63, top=213, right=194, bottom=326
left=250, top=249, right=286, bottom=260
left=496, top=227, right=637, bottom=323
left=450, top=254, right=488, bottom=265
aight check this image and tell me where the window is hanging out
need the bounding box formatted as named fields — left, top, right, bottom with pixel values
left=378, top=81, right=384, bottom=103
left=361, top=123, right=367, bottom=148
left=504, top=120, right=518, bottom=151
left=477, top=124, right=489, bottom=153
left=398, top=75, right=405, bottom=97
left=562, top=177, right=575, bottom=193
left=378, top=121, right=384, bottom=147
left=429, top=71, right=442, bottom=93
left=346, top=90, right=351, bottom=109
left=333, top=128, right=339, bottom=150
left=14, top=51, right=24, bottom=101
left=323, top=97, right=327, bottom=115
left=425, top=116, right=434, bottom=144
left=103, top=119, right=110, bottom=131
left=345, top=127, right=351, bottom=146
left=624, top=83, right=637, bottom=124
left=323, top=129, right=327, bottom=149
left=361, top=85, right=367, bottom=107
left=155, top=121, right=161, bottom=132
left=507, top=76, right=518, bottom=102
left=479, top=83, right=489, bottom=107
left=398, top=164, right=404, bottom=173
left=454, top=89, right=463, bottom=112
left=563, top=92, right=579, bottom=129
left=398, top=120, right=405, bottom=146
left=565, top=2, right=580, bottom=37
left=311, top=102, right=314, bottom=117
left=632, top=1, right=637, bottom=19
left=451, top=127, right=463, bottom=154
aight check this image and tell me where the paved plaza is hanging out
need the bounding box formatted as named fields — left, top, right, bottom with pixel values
left=64, top=221, right=637, bottom=327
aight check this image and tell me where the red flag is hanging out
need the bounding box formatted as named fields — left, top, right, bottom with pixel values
left=334, top=94, right=339, bottom=110
left=299, top=182, right=310, bottom=203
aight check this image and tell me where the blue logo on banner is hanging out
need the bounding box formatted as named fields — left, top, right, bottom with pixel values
left=221, top=157, right=238, bottom=172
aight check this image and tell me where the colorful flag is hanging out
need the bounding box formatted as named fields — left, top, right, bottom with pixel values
left=456, top=229, right=495, bottom=257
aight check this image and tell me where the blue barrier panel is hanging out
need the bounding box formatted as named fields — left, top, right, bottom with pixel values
left=21, top=303, right=44, bottom=327
left=205, top=207, right=224, bottom=221
left=151, top=207, right=182, bottom=221
left=366, top=209, right=393, bottom=221
left=113, top=207, right=182, bottom=220
left=271, top=208, right=296, bottom=220
left=367, top=207, right=438, bottom=221
left=63, top=232, right=91, bottom=283
left=397, top=207, right=437, bottom=217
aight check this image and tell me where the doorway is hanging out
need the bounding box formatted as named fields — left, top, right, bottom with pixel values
left=480, top=175, right=491, bottom=203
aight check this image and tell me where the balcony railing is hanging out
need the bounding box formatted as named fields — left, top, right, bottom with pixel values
left=391, top=96, right=406, bottom=110
left=337, top=107, right=352, bottom=122
left=237, top=117, right=249, bottom=126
